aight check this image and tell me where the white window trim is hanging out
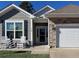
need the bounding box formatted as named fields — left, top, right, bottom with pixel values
left=5, top=20, right=24, bottom=40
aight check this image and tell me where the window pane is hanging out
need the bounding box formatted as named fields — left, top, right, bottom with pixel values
left=7, top=23, right=14, bottom=30
left=40, top=28, right=45, bottom=36
left=7, top=31, right=14, bottom=38
left=15, top=31, right=22, bottom=38
left=40, top=36, right=45, bottom=42
left=15, top=23, right=22, bottom=30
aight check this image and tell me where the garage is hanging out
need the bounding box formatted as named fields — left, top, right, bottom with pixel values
left=56, top=24, right=79, bottom=48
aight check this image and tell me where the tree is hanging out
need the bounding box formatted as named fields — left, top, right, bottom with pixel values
left=19, top=1, right=35, bottom=14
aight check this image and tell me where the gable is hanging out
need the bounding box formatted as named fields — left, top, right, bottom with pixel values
left=33, top=5, right=55, bottom=16
left=0, top=8, right=30, bottom=22
left=0, top=4, right=34, bottom=19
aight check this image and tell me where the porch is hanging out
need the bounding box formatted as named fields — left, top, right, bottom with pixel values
left=32, top=17, right=49, bottom=46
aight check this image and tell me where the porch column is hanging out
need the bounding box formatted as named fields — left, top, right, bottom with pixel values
left=5, top=21, right=7, bottom=40
left=31, top=18, right=33, bottom=46
left=48, top=18, right=50, bottom=48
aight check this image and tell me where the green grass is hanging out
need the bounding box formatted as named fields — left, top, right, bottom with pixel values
left=0, top=51, right=49, bottom=58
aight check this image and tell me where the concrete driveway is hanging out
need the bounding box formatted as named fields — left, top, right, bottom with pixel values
left=50, top=48, right=79, bottom=58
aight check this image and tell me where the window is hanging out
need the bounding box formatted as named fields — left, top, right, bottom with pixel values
left=6, top=21, right=23, bottom=39
left=15, top=31, right=22, bottom=38
left=7, top=23, right=14, bottom=30
left=15, top=23, right=22, bottom=38
left=15, top=23, right=22, bottom=30
left=7, top=23, right=14, bottom=38
left=7, top=31, right=14, bottom=38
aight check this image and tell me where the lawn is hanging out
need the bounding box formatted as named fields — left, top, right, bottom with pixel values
left=0, top=51, right=49, bottom=58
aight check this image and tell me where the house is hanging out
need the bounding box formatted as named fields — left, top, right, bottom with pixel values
left=0, top=4, right=54, bottom=49
left=1, top=4, right=79, bottom=49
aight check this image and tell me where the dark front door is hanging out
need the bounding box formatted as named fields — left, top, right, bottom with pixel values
left=40, top=28, right=45, bottom=43
left=36, top=26, right=48, bottom=45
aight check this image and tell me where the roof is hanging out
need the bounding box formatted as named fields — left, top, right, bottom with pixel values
left=46, top=4, right=79, bottom=18
left=0, top=4, right=34, bottom=18
left=33, top=5, right=55, bottom=16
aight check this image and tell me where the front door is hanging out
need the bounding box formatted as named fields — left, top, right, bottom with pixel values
left=36, top=26, right=48, bottom=45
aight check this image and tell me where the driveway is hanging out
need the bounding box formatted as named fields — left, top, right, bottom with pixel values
left=50, top=48, right=79, bottom=58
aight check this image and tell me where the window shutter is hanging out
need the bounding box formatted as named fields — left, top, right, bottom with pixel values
left=2, top=22, right=5, bottom=36
left=24, top=20, right=28, bottom=40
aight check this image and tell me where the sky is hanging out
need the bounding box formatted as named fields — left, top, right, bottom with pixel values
left=1, top=1, right=79, bottom=11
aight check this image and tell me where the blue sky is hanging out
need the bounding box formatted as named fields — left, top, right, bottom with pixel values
left=1, top=1, right=79, bottom=11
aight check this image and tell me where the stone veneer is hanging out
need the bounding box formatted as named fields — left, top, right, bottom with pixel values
left=49, top=19, right=56, bottom=48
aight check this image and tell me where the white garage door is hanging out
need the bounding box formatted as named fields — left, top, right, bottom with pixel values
left=57, top=27, right=79, bottom=48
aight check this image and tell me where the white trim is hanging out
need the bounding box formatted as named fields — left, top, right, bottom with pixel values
left=48, top=18, right=50, bottom=47
left=14, top=22, right=15, bottom=39
left=31, top=18, right=33, bottom=46
left=0, top=4, right=35, bottom=18
left=23, top=21, right=24, bottom=36
left=5, top=22, right=7, bottom=40
left=33, top=5, right=55, bottom=15
left=5, top=20, right=24, bottom=22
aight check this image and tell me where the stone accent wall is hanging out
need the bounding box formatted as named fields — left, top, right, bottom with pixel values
left=49, top=19, right=56, bottom=48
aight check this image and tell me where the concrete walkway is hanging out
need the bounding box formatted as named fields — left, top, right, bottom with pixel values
left=50, top=48, right=79, bottom=58
left=31, top=45, right=49, bottom=54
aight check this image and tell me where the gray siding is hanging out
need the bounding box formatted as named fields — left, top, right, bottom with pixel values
left=0, top=23, right=4, bottom=40
left=8, top=11, right=30, bottom=20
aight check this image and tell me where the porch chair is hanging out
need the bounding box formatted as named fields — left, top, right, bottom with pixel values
left=6, top=40, right=17, bottom=48
left=18, top=36, right=30, bottom=48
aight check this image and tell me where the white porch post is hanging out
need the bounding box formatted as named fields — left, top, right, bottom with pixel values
left=5, top=21, right=7, bottom=40
left=31, top=18, right=33, bottom=46
left=48, top=18, right=50, bottom=48
left=22, top=21, right=24, bottom=36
